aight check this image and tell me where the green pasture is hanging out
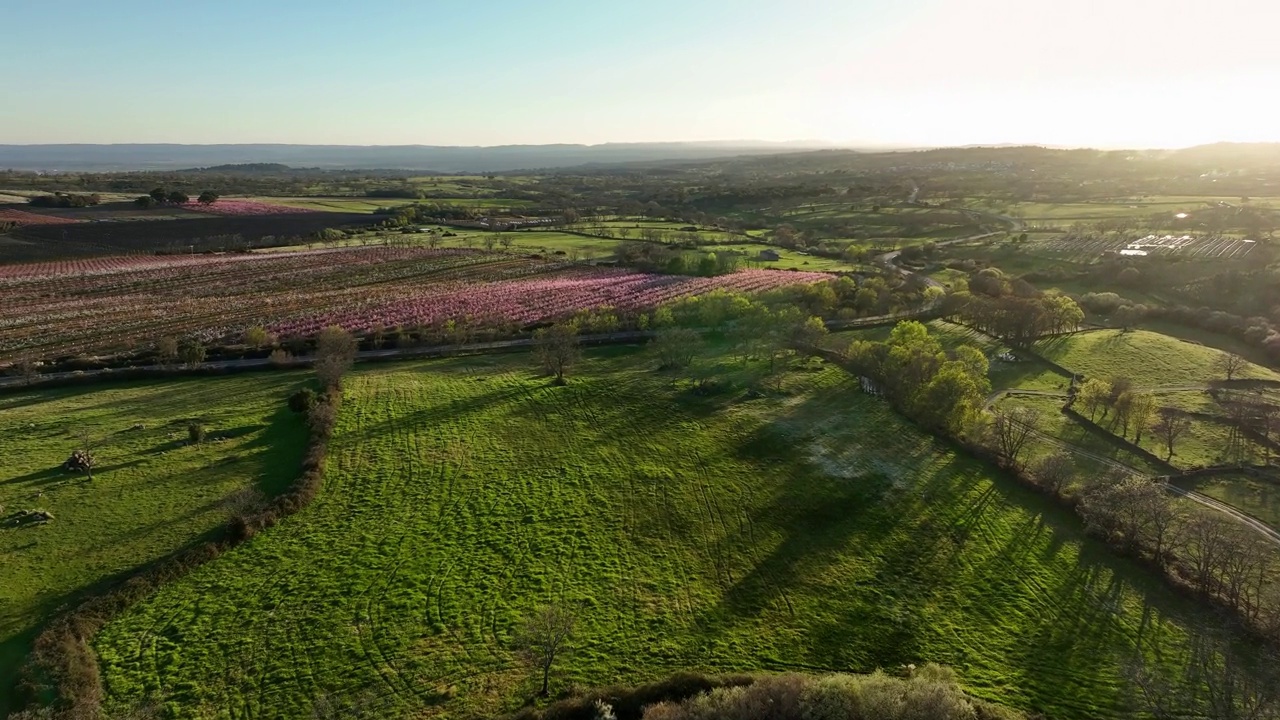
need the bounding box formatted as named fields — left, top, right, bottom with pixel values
left=1034, top=329, right=1280, bottom=387
left=0, top=373, right=311, bottom=715
left=1173, top=473, right=1280, bottom=531
left=93, top=347, right=1253, bottom=719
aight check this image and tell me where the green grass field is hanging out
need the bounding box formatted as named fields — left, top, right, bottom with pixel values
left=0, top=373, right=311, bottom=715
left=92, top=348, right=1251, bottom=719
left=1173, top=473, right=1280, bottom=531
left=1034, top=329, right=1280, bottom=387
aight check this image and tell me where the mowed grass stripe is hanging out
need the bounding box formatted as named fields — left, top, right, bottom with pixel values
left=95, top=350, right=1245, bottom=719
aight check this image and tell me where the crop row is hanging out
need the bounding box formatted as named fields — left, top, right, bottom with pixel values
left=0, top=209, right=82, bottom=226
left=181, top=199, right=319, bottom=216
left=0, top=246, right=830, bottom=362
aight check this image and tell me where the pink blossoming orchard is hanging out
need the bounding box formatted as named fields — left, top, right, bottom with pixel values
left=0, top=246, right=829, bottom=364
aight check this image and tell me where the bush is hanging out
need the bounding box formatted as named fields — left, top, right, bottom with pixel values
left=187, top=422, right=206, bottom=444
left=62, top=450, right=94, bottom=474
left=288, top=388, right=317, bottom=414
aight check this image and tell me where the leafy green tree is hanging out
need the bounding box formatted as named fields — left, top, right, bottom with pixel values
left=134, top=195, right=157, bottom=209
left=179, top=340, right=206, bottom=367
left=149, top=187, right=168, bottom=203
left=197, top=191, right=219, bottom=205
left=167, top=191, right=190, bottom=205
left=652, top=327, right=701, bottom=371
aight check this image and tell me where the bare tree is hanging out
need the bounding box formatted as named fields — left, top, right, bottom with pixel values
left=13, top=355, right=39, bottom=386
left=533, top=323, right=581, bottom=385
left=1033, top=451, right=1075, bottom=496
left=483, top=233, right=500, bottom=251
left=1181, top=511, right=1232, bottom=596
left=1214, top=351, right=1248, bottom=381
left=516, top=603, right=577, bottom=696
left=156, top=336, right=179, bottom=367
left=314, top=326, right=358, bottom=389
left=500, top=235, right=514, bottom=251
left=1152, top=408, right=1193, bottom=461
left=991, top=407, right=1039, bottom=467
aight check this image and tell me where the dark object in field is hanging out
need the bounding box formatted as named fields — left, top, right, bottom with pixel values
left=289, top=388, right=318, bottom=414
left=6, top=509, right=54, bottom=527
left=63, top=450, right=94, bottom=473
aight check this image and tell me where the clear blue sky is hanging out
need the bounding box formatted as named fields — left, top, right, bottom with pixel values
left=3, top=0, right=1278, bottom=148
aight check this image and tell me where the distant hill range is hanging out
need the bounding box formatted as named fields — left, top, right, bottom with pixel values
left=0, top=141, right=839, bottom=173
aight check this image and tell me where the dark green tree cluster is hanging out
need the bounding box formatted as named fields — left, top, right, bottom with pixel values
left=844, top=321, right=991, bottom=435
left=28, top=193, right=100, bottom=208
left=134, top=187, right=206, bottom=208
left=943, top=269, right=1083, bottom=346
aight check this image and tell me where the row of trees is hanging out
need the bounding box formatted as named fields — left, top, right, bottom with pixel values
left=28, top=192, right=100, bottom=208
left=133, top=188, right=218, bottom=208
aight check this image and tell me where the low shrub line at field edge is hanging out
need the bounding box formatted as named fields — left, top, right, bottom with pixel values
left=15, top=388, right=342, bottom=717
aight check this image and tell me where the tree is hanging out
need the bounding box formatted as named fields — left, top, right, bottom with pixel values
left=515, top=603, right=577, bottom=697
left=197, top=191, right=219, bottom=205
left=243, top=326, right=271, bottom=348
left=167, top=190, right=189, bottom=205
left=1077, top=378, right=1111, bottom=421
left=533, top=323, right=580, bottom=385
left=156, top=336, right=179, bottom=366
left=187, top=422, right=206, bottom=444
left=1152, top=408, right=1192, bottom=461
left=1034, top=452, right=1075, bottom=496
left=1214, top=351, right=1247, bottom=381
left=134, top=195, right=157, bottom=209
left=179, top=340, right=206, bottom=368
left=12, top=355, right=39, bottom=386
left=483, top=234, right=500, bottom=251
left=1127, top=392, right=1157, bottom=443
left=651, top=327, right=701, bottom=371
left=793, top=316, right=829, bottom=349
left=149, top=187, right=168, bottom=204
left=314, top=326, right=358, bottom=389
left=71, top=428, right=97, bottom=481
left=991, top=407, right=1039, bottom=467
left=289, top=388, right=317, bottom=414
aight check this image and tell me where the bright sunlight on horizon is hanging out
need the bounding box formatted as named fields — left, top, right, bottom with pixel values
left=3, top=0, right=1279, bottom=149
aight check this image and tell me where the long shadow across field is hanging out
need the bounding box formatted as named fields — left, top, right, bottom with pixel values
left=692, top=384, right=1270, bottom=719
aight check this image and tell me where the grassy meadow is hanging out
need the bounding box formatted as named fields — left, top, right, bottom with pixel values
left=0, top=373, right=312, bottom=715
left=91, top=347, right=1255, bottom=719
left=1034, top=329, right=1280, bottom=387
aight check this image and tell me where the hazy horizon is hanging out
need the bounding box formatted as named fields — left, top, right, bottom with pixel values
left=5, top=0, right=1279, bottom=149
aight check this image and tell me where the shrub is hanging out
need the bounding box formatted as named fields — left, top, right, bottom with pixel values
left=288, top=388, right=318, bottom=414
left=187, top=422, right=206, bottom=444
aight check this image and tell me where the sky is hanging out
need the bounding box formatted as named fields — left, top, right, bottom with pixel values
left=2, top=0, right=1279, bottom=149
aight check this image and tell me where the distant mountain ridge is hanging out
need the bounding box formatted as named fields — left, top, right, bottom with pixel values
left=0, top=141, right=836, bottom=173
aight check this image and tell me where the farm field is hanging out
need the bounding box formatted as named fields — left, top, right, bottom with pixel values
left=1033, top=329, right=1280, bottom=387
left=254, top=196, right=535, bottom=213
left=0, top=372, right=311, bottom=714
left=1028, top=232, right=1256, bottom=261
left=3, top=212, right=373, bottom=264
left=93, top=348, right=1252, bottom=719
left=0, top=246, right=829, bottom=364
